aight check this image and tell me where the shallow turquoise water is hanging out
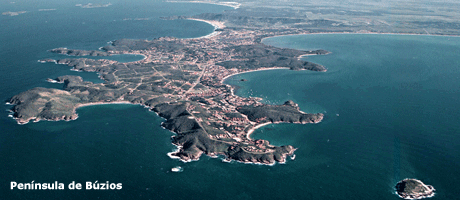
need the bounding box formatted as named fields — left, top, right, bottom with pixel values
left=1, top=1, right=460, bottom=199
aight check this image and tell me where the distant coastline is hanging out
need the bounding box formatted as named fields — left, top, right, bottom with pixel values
left=261, top=32, right=460, bottom=44
left=188, top=18, right=226, bottom=29
left=166, top=0, right=241, bottom=9
left=187, top=18, right=226, bottom=39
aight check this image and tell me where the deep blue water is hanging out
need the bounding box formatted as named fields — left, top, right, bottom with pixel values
left=228, top=34, right=460, bottom=199
left=1, top=1, right=460, bottom=199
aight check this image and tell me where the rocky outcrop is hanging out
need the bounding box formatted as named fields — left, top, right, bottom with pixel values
left=50, top=48, right=110, bottom=56
left=8, top=88, right=81, bottom=124
left=395, top=179, right=435, bottom=199
left=236, top=100, right=324, bottom=124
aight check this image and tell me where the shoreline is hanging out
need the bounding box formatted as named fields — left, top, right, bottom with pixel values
left=45, top=48, right=147, bottom=64
left=261, top=31, right=460, bottom=44
left=221, top=67, right=288, bottom=84
left=11, top=101, right=142, bottom=125
left=246, top=122, right=272, bottom=140
left=188, top=18, right=226, bottom=29
left=74, top=101, right=133, bottom=111
left=13, top=101, right=136, bottom=125
left=110, top=53, right=147, bottom=63
left=298, top=53, right=322, bottom=60
left=187, top=18, right=226, bottom=39
left=245, top=118, right=322, bottom=141
left=166, top=1, right=241, bottom=9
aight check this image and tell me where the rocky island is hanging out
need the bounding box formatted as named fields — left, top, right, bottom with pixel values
left=7, top=6, right=330, bottom=165
left=395, top=179, right=435, bottom=199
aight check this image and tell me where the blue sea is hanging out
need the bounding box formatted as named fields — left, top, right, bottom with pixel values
left=1, top=1, right=459, bottom=199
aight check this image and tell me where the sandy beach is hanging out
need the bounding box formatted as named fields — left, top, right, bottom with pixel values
left=111, top=52, right=148, bottom=63
left=166, top=1, right=241, bottom=9
left=74, top=101, right=133, bottom=111
left=221, top=67, right=289, bottom=84
left=246, top=122, right=272, bottom=140
left=187, top=18, right=226, bottom=39
left=188, top=18, right=226, bottom=29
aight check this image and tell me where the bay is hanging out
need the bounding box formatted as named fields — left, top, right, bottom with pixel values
left=227, top=34, right=460, bottom=199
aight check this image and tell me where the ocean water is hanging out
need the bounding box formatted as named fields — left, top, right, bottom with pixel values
left=0, top=0, right=221, bottom=91
left=1, top=1, right=460, bottom=199
left=228, top=34, right=460, bottom=199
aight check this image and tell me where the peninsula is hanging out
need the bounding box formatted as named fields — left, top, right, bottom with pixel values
left=8, top=0, right=460, bottom=166
left=8, top=18, right=327, bottom=165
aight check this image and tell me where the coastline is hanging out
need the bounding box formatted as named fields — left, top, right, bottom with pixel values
left=166, top=0, right=241, bottom=9
left=188, top=18, right=226, bottom=29
left=110, top=53, right=147, bottom=63
left=187, top=18, right=226, bottom=39
left=260, top=31, right=460, bottom=44
left=221, top=67, right=289, bottom=84
left=44, top=48, right=147, bottom=64
left=246, top=122, right=272, bottom=140
left=245, top=117, right=322, bottom=141
left=12, top=101, right=136, bottom=125
left=74, top=101, right=133, bottom=111
left=298, top=53, right=325, bottom=60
